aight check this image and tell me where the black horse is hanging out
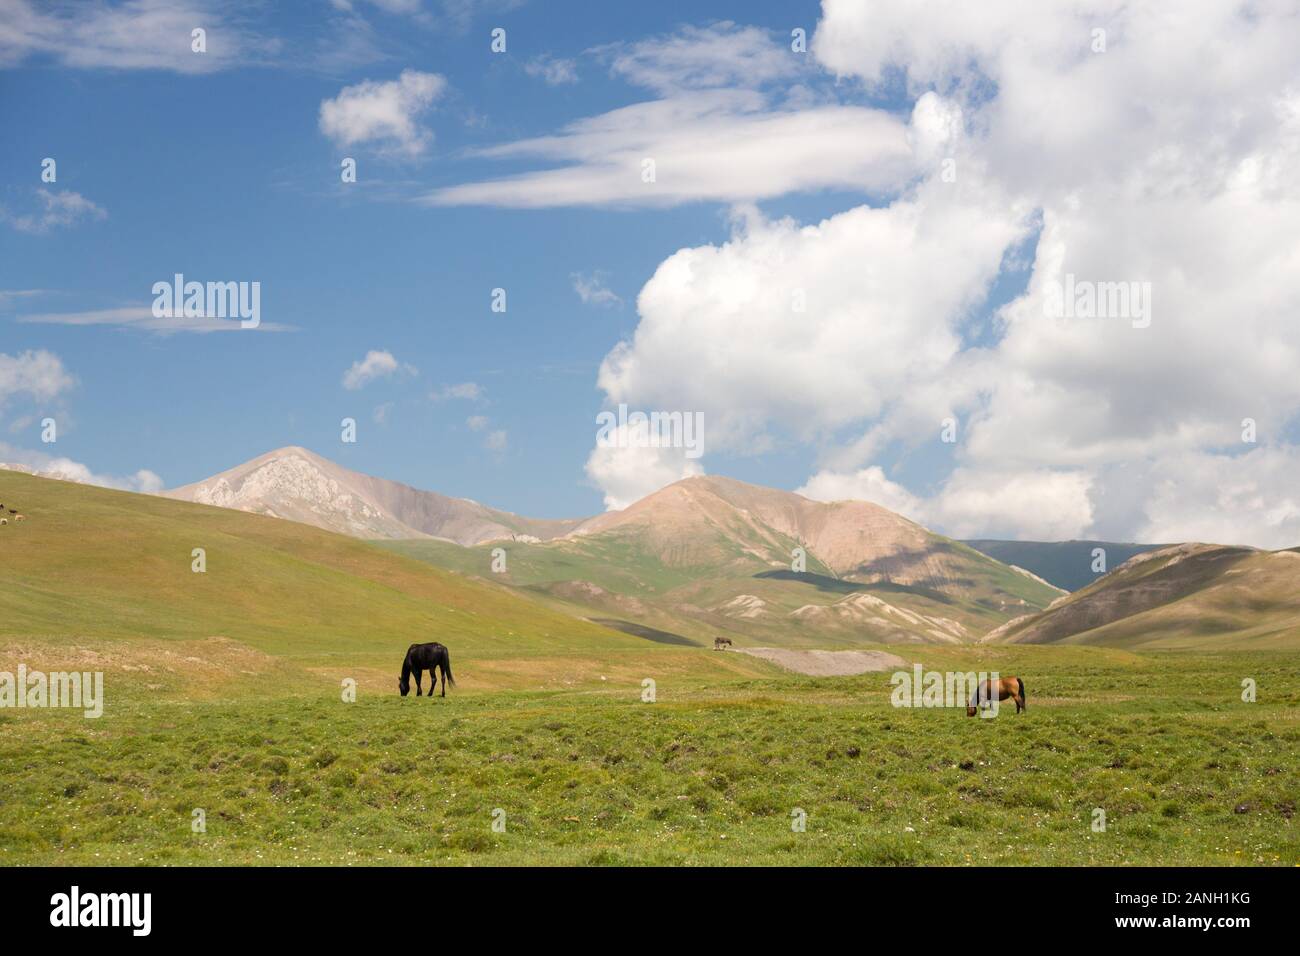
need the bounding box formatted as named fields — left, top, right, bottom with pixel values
left=399, top=642, right=455, bottom=698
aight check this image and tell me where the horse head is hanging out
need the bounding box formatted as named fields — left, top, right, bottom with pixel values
left=398, top=677, right=410, bottom=697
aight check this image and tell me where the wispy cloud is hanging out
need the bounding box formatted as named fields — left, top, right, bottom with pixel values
left=18, top=306, right=293, bottom=334
left=524, top=54, right=577, bottom=86
left=2, top=189, right=106, bottom=234
left=572, top=272, right=622, bottom=308
left=0, top=0, right=280, bottom=73
left=431, top=382, right=483, bottom=401
left=423, top=23, right=910, bottom=209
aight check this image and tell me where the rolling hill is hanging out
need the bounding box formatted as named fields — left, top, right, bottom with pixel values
left=984, top=543, right=1300, bottom=649
left=385, top=475, right=1065, bottom=647
left=0, top=470, right=775, bottom=695
left=161, top=446, right=582, bottom=544
left=962, top=539, right=1169, bottom=591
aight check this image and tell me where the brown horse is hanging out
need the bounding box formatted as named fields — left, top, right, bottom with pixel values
left=713, top=637, right=733, bottom=650
left=967, top=676, right=1025, bottom=716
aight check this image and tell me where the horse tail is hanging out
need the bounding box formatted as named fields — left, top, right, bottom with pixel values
left=442, top=648, right=455, bottom=687
left=1017, top=677, right=1025, bottom=709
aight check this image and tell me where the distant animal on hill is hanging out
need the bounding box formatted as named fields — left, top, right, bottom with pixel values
left=0, top=518, right=6, bottom=525
left=399, top=641, right=455, bottom=698
left=713, top=637, right=733, bottom=650
left=13, top=515, right=24, bottom=522
left=967, top=676, right=1025, bottom=716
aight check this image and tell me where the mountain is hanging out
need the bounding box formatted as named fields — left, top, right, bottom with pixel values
left=984, top=542, right=1300, bottom=649
left=161, top=446, right=581, bottom=545
left=962, top=539, right=1169, bottom=591
left=162, top=451, right=1065, bottom=646
left=387, top=475, right=1065, bottom=647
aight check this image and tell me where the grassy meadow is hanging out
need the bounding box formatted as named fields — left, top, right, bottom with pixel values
left=1, top=472, right=1297, bottom=866
left=1, top=646, right=1296, bottom=866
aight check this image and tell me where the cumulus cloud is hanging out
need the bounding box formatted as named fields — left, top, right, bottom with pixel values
left=585, top=421, right=704, bottom=511
left=0, top=443, right=162, bottom=493
left=319, top=70, right=447, bottom=157
left=1136, top=448, right=1300, bottom=551
left=583, top=1, right=1300, bottom=545
left=596, top=183, right=1025, bottom=454
left=342, top=350, right=414, bottom=389
left=0, top=349, right=75, bottom=405
left=3, top=189, right=106, bottom=234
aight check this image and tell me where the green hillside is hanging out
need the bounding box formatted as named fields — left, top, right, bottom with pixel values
left=381, top=529, right=1061, bottom=649
left=0, top=472, right=771, bottom=694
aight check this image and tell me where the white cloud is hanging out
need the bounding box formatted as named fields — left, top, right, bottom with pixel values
left=426, top=92, right=911, bottom=208
left=0, top=349, right=75, bottom=405
left=584, top=423, right=703, bottom=511
left=524, top=54, right=577, bottom=86
left=466, top=414, right=488, bottom=431
left=571, top=272, right=621, bottom=308
left=342, top=350, right=414, bottom=389
left=1137, top=448, right=1300, bottom=551
left=0, top=0, right=278, bottom=72
left=798, top=466, right=1095, bottom=541
left=484, top=429, right=507, bottom=451
left=432, top=382, right=483, bottom=401
left=18, top=305, right=292, bottom=334
left=597, top=22, right=798, bottom=95
left=596, top=182, right=1024, bottom=454
left=0, top=443, right=162, bottom=493
left=425, top=22, right=912, bottom=208
left=3, top=189, right=106, bottom=234
left=319, top=70, right=447, bottom=158
left=584, top=1, right=1300, bottom=546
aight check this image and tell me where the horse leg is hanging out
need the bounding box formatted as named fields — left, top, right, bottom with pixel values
left=415, top=667, right=423, bottom=696
left=439, top=665, right=446, bottom=698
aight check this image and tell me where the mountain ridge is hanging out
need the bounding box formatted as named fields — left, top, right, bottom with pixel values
left=161, top=446, right=583, bottom=545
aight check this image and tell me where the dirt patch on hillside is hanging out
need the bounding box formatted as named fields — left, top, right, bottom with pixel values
left=732, top=647, right=907, bottom=676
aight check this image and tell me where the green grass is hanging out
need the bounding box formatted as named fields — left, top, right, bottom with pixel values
left=382, top=531, right=1062, bottom=649
left=2, top=472, right=1296, bottom=866
left=2, top=647, right=1295, bottom=866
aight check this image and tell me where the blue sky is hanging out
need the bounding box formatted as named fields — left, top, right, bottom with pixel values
left=2, top=0, right=893, bottom=519
left=3, top=1, right=1299, bottom=548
